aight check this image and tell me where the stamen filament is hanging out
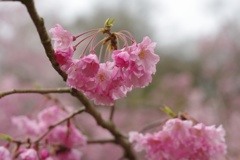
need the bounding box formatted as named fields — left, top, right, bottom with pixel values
left=74, top=32, right=98, bottom=48
left=80, top=32, right=99, bottom=58
left=74, top=29, right=100, bottom=39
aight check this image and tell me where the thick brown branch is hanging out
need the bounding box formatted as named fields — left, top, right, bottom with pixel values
left=70, top=89, right=136, bottom=159
left=17, top=0, right=136, bottom=159
left=20, top=0, right=67, bottom=81
left=0, top=88, right=71, bottom=99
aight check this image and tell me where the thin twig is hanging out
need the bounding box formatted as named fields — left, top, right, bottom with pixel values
left=0, top=88, right=71, bottom=99
left=109, top=105, right=115, bottom=121
left=88, top=139, right=116, bottom=144
left=0, top=0, right=19, bottom=1
left=34, top=107, right=85, bottom=143
left=70, top=89, right=135, bottom=159
left=12, top=0, right=136, bottom=159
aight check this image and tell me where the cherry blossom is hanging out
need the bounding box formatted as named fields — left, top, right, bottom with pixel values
left=129, top=118, right=227, bottom=160
left=12, top=106, right=87, bottom=159
left=0, top=146, right=11, bottom=160
left=49, top=24, right=73, bottom=52
left=49, top=24, right=74, bottom=72
left=19, top=148, right=39, bottom=160
left=112, top=49, right=130, bottom=68
left=49, top=23, right=160, bottom=106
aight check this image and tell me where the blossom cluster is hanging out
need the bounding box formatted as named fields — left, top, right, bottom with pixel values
left=49, top=24, right=160, bottom=106
left=1, top=106, right=87, bottom=160
left=129, top=118, right=227, bottom=160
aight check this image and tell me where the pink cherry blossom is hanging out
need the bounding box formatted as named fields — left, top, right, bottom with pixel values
left=125, top=62, right=152, bottom=88
left=49, top=24, right=73, bottom=52
left=84, top=62, right=130, bottom=106
left=12, top=106, right=75, bottom=138
left=112, top=49, right=130, bottom=68
left=54, top=49, right=73, bottom=72
left=0, top=146, right=11, bottom=160
left=49, top=24, right=74, bottom=72
left=129, top=132, right=145, bottom=152
left=12, top=106, right=87, bottom=157
left=66, top=54, right=100, bottom=91
left=94, top=62, right=113, bottom=93
left=108, top=66, right=130, bottom=100
left=19, top=148, right=39, bottom=160
left=37, top=105, right=68, bottom=125
left=49, top=24, right=160, bottom=106
left=47, top=125, right=87, bottom=148
left=87, top=62, right=115, bottom=105
left=129, top=36, right=159, bottom=74
left=77, top=54, right=100, bottom=77
left=129, top=118, right=227, bottom=160
left=67, top=59, right=97, bottom=91
left=40, top=148, right=50, bottom=159
left=12, top=116, right=42, bottom=136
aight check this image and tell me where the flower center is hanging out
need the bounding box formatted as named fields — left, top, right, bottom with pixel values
left=139, top=50, right=145, bottom=59
left=98, top=74, right=105, bottom=82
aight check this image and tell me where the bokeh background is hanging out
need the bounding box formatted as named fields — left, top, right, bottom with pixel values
left=1, top=0, right=240, bottom=159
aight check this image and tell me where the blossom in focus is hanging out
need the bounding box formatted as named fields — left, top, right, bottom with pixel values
left=49, top=22, right=160, bottom=106
left=77, top=54, right=100, bottom=77
left=54, top=49, right=73, bottom=72
left=112, top=49, right=130, bottom=68
left=129, top=118, right=227, bottom=160
left=129, top=36, right=159, bottom=74
left=0, top=146, right=11, bottom=160
left=49, top=24, right=74, bottom=71
left=49, top=24, right=73, bottom=52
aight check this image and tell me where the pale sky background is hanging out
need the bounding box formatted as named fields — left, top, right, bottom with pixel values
left=1, top=0, right=240, bottom=46
left=35, top=0, right=240, bottom=45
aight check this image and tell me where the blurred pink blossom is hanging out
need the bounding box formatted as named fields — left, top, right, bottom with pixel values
left=12, top=106, right=86, bottom=158
left=19, top=148, right=39, bottom=160
left=0, top=146, right=11, bottom=160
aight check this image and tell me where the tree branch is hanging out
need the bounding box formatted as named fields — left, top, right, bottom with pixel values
left=0, top=0, right=19, bottom=1
left=70, top=89, right=135, bottom=159
left=0, top=88, right=71, bottom=99
left=88, top=139, right=116, bottom=144
left=11, top=0, right=136, bottom=159
left=109, top=104, right=115, bottom=121
left=20, top=0, right=67, bottom=81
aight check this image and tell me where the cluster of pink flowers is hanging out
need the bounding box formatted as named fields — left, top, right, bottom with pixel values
left=0, top=146, right=11, bottom=160
left=49, top=24, right=160, bottom=106
left=129, top=118, right=227, bottom=160
left=8, top=106, right=87, bottom=160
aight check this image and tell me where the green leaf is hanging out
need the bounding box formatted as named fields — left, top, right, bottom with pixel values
left=161, top=106, right=177, bottom=118
left=0, top=133, right=12, bottom=142
left=104, top=18, right=115, bottom=28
